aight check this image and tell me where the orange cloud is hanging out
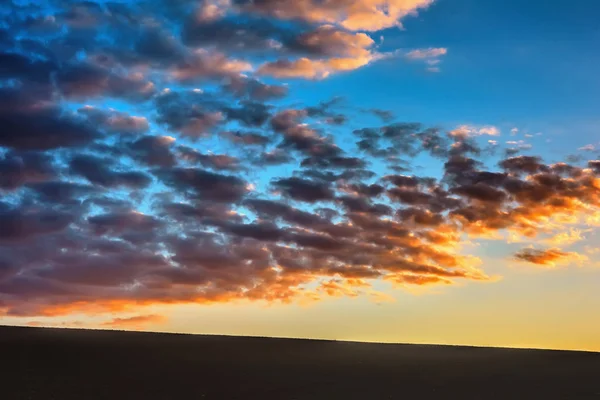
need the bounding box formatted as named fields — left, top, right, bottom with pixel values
left=258, top=56, right=379, bottom=79
left=102, top=314, right=167, bottom=329
left=543, top=229, right=588, bottom=247
left=171, top=50, right=252, bottom=82
left=234, top=0, right=435, bottom=31
left=514, top=248, right=588, bottom=267
left=257, top=29, right=383, bottom=79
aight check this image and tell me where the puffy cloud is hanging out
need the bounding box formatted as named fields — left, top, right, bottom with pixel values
left=127, top=136, right=177, bottom=167
left=0, top=151, right=56, bottom=190
left=56, top=63, right=156, bottom=101
left=154, top=167, right=250, bottom=203
left=0, top=207, right=74, bottom=243
left=232, top=0, right=434, bottom=31
left=170, top=50, right=252, bottom=82
left=223, top=77, right=288, bottom=101
left=69, top=155, right=152, bottom=189
left=1, top=0, right=598, bottom=320
left=450, top=125, right=500, bottom=138
left=78, top=106, right=150, bottom=135
left=543, top=229, right=588, bottom=247
left=0, top=88, right=100, bottom=150
left=272, top=177, right=336, bottom=202
left=258, top=55, right=374, bottom=79
left=178, top=146, right=244, bottom=171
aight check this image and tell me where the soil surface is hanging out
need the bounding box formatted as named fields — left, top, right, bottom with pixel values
left=2, top=325, right=599, bottom=399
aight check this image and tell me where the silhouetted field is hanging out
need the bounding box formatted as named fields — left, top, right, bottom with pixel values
left=2, top=325, right=599, bottom=399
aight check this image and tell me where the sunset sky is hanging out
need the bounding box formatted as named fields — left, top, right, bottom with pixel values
left=1, top=0, right=600, bottom=351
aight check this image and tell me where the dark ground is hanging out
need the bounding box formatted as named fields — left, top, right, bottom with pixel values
left=1, top=326, right=599, bottom=399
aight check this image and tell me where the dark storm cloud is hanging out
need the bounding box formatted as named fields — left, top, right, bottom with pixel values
left=178, top=146, right=244, bottom=171
left=28, top=181, right=96, bottom=204
left=272, top=177, right=335, bottom=203
left=0, top=51, right=56, bottom=84
left=0, top=88, right=100, bottom=150
left=499, top=155, right=548, bottom=175
left=155, top=167, right=249, bottom=203
left=589, top=160, right=600, bottom=174
left=69, top=155, right=152, bottom=189
left=0, top=151, right=56, bottom=190
left=135, top=26, right=186, bottom=65
left=56, top=63, right=156, bottom=101
left=300, top=155, right=366, bottom=169
left=245, top=198, right=328, bottom=227
left=271, top=109, right=344, bottom=158
left=397, top=207, right=444, bottom=227
left=368, top=108, right=395, bottom=122
left=88, top=211, right=163, bottom=235
left=154, top=90, right=238, bottom=137
left=222, top=130, right=272, bottom=147
left=223, top=77, right=288, bottom=101
left=337, top=196, right=392, bottom=216
left=223, top=101, right=272, bottom=127
left=342, top=183, right=386, bottom=198
left=304, top=97, right=347, bottom=125
left=0, top=207, right=74, bottom=242
left=78, top=107, right=150, bottom=135
left=223, top=221, right=283, bottom=241
left=353, top=122, right=448, bottom=160
left=300, top=168, right=376, bottom=183
left=127, top=136, right=177, bottom=167
left=182, top=14, right=298, bottom=51
left=159, top=201, right=242, bottom=226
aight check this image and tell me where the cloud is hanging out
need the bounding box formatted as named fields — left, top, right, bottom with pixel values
left=0, top=207, right=74, bottom=243
left=223, top=77, right=288, bottom=101
left=543, top=229, right=588, bottom=247
left=0, top=88, right=100, bottom=150
left=514, top=248, right=588, bottom=267
left=579, top=144, right=596, bottom=152
left=0, top=151, right=56, bottom=190
left=56, top=63, right=156, bottom=101
left=272, top=177, right=336, bottom=203
left=405, top=47, right=447, bottom=59
left=1, top=0, right=598, bottom=319
left=258, top=55, right=376, bottom=79
left=170, top=50, right=252, bottom=82
left=102, top=314, right=167, bottom=329
left=404, top=47, right=447, bottom=71
left=154, top=167, right=250, bottom=202
left=232, top=0, right=434, bottom=31
left=69, top=155, right=152, bottom=189
left=450, top=125, right=500, bottom=138
left=78, top=106, right=150, bottom=135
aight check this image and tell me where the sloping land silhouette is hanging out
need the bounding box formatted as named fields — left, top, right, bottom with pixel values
left=2, top=325, right=599, bottom=399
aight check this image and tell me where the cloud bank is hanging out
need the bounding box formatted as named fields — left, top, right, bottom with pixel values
left=0, top=0, right=598, bottom=318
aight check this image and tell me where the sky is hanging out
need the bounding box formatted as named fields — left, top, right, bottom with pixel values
left=1, top=0, right=599, bottom=351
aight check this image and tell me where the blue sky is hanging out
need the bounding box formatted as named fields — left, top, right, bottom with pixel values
left=291, top=0, right=600, bottom=152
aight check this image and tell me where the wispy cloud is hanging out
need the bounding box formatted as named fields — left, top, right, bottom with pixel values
left=102, top=315, right=167, bottom=329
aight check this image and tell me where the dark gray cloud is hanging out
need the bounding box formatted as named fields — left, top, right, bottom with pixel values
left=155, top=167, right=249, bottom=203
left=69, top=154, right=152, bottom=189
left=272, top=177, right=335, bottom=203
